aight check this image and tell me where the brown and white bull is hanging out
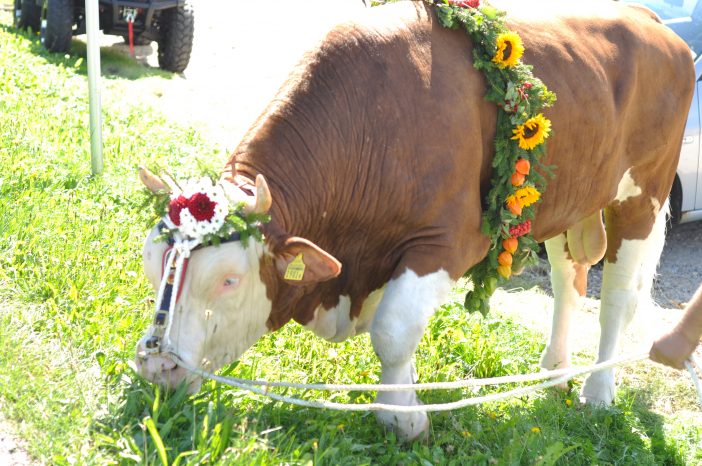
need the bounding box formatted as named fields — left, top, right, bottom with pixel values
left=135, top=0, right=695, bottom=440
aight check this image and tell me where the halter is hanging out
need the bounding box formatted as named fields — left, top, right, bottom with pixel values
left=143, top=219, right=241, bottom=354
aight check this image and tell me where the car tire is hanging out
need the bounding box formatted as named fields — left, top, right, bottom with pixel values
left=14, top=0, right=42, bottom=31
left=157, top=0, right=194, bottom=73
left=668, top=175, right=683, bottom=227
left=40, top=0, right=74, bottom=54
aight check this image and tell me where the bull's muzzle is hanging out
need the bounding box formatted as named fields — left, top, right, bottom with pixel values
left=135, top=337, right=202, bottom=393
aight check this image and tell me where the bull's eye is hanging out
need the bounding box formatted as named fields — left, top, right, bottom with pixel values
left=223, top=277, right=240, bottom=288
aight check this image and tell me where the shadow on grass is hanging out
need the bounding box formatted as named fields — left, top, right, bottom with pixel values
left=508, top=389, right=685, bottom=465
left=1, top=23, right=174, bottom=81
left=617, top=386, right=689, bottom=465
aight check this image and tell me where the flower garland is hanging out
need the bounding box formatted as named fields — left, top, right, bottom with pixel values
left=435, top=0, right=557, bottom=316
left=144, top=175, right=270, bottom=247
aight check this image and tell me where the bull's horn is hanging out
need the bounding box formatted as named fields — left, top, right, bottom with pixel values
left=138, top=166, right=169, bottom=193
left=245, top=174, right=272, bottom=215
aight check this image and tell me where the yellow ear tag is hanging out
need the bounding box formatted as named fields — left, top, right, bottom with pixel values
left=284, top=253, right=306, bottom=281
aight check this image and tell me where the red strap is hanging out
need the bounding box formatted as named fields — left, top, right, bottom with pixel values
left=128, top=20, right=135, bottom=57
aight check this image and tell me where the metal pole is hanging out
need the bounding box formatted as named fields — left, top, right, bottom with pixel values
left=86, top=0, right=103, bottom=175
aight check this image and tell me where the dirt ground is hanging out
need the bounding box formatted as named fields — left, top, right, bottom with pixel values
left=2, top=0, right=702, bottom=462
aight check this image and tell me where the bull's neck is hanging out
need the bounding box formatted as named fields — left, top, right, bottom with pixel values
left=228, top=156, right=326, bottom=242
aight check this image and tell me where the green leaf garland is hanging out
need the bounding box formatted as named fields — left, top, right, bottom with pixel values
left=434, top=0, right=556, bottom=316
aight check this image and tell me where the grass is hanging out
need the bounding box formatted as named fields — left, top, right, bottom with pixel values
left=1, top=8, right=701, bottom=465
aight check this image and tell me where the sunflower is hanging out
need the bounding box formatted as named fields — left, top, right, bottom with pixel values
left=505, top=186, right=541, bottom=214
left=492, top=32, right=524, bottom=68
left=512, top=113, right=551, bottom=150
left=514, top=186, right=541, bottom=207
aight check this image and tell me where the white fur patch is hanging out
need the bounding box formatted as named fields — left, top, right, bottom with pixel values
left=581, top=198, right=668, bottom=404
left=356, top=286, right=385, bottom=334
left=304, top=296, right=352, bottom=342
left=370, top=268, right=453, bottom=440
left=614, top=168, right=642, bottom=203
left=139, top=230, right=273, bottom=386
left=541, top=234, right=582, bottom=371
left=304, top=286, right=387, bottom=342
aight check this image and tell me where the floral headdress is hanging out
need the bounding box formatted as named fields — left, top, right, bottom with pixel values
left=436, top=0, right=557, bottom=315
left=148, top=175, right=269, bottom=248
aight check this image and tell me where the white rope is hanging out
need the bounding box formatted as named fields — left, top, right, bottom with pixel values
left=168, top=351, right=644, bottom=392
left=685, top=355, right=702, bottom=407
left=163, top=245, right=189, bottom=349
left=169, top=352, right=650, bottom=413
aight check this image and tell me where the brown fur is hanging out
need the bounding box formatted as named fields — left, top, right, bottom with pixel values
left=224, top=0, right=694, bottom=329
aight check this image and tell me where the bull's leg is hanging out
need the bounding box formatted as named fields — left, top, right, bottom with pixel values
left=369, top=268, right=453, bottom=441
left=542, top=233, right=588, bottom=378
left=580, top=199, right=668, bottom=405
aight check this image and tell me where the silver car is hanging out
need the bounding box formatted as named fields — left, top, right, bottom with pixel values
left=628, top=0, right=702, bottom=223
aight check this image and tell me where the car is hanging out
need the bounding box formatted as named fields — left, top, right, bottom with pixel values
left=13, top=0, right=194, bottom=73
left=624, top=0, right=702, bottom=223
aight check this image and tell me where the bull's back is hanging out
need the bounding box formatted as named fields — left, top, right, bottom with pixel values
left=498, top=0, right=695, bottom=238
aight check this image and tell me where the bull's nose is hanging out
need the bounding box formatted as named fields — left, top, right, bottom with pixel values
left=134, top=340, right=202, bottom=393
left=145, top=355, right=177, bottom=374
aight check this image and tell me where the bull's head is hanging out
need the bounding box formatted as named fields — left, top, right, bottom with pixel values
left=135, top=168, right=341, bottom=392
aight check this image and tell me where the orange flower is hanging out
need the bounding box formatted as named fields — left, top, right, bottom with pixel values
left=502, top=237, right=518, bottom=254
left=498, top=251, right=513, bottom=266
left=497, top=264, right=512, bottom=279
left=511, top=172, right=525, bottom=187
left=515, top=158, right=530, bottom=175
left=506, top=197, right=523, bottom=216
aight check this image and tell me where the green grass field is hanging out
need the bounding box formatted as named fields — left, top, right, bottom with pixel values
left=1, top=7, right=701, bottom=465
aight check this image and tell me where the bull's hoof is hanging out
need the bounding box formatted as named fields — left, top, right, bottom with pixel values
left=580, top=370, right=615, bottom=406
left=375, top=409, right=430, bottom=442
left=540, top=349, right=570, bottom=391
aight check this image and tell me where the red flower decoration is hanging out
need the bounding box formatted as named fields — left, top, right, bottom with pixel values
left=449, top=0, right=481, bottom=8
left=168, top=195, right=188, bottom=226
left=187, top=192, right=217, bottom=222
left=509, top=220, right=532, bottom=238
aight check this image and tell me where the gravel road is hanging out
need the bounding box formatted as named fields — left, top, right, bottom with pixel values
left=2, top=0, right=701, bottom=462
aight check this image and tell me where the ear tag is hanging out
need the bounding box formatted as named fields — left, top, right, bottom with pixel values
left=284, top=253, right=306, bottom=281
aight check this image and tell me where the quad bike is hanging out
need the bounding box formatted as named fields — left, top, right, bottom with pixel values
left=13, top=0, right=194, bottom=73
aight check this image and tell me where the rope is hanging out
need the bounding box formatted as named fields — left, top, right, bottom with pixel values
left=685, top=355, right=702, bottom=407
left=168, top=352, right=650, bottom=413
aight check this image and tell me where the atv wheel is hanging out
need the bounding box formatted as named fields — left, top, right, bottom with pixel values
left=157, top=0, right=194, bottom=73
left=41, top=0, right=74, bottom=54
left=14, top=0, right=42, bottom=31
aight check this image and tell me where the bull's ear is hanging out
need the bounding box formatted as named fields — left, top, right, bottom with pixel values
left=274, top=237, right=341, bottom=285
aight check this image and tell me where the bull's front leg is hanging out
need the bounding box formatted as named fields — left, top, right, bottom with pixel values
left=369, top=268, right=453, bottom=441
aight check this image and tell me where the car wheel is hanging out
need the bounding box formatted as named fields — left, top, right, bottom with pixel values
left=14, top=0, right=42, bottom=31
left=668, top=175, right=683, bottom=227
left=40, top=0, right=74, bottom=54
left=156, top=0, right=194, bottom=73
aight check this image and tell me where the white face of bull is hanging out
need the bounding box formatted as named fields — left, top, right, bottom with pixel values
left=135, top=226, right=272, bottom=392
left=134, top=168, right=341, bottom=393
left=133, top=168, right=276, bottom=392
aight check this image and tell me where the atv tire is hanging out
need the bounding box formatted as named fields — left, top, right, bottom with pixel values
left=14, top=0, right=42, bottom=31
left=41, top=0, right=74, bottom=54
left=157, top=0, right=194, bottom=73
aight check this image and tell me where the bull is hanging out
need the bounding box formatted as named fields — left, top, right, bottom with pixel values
left=135, top=0, right=695, bottom=441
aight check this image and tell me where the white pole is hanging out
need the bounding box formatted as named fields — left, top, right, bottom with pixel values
left=85, top=0, right=103, bottom=175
